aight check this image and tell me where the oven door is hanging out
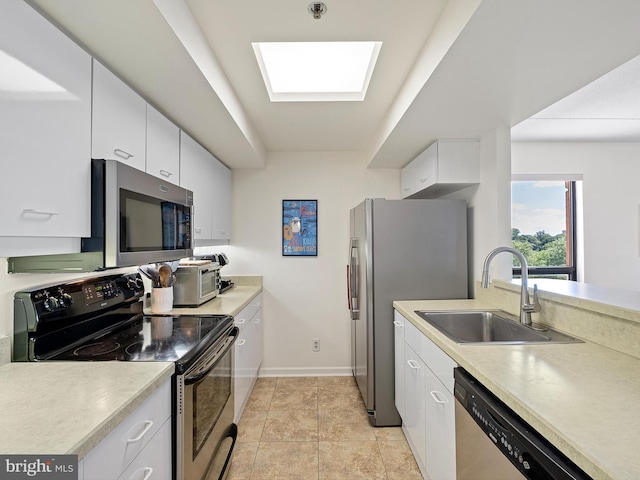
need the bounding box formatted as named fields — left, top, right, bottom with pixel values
left=176, top=326, right=238, bottom=480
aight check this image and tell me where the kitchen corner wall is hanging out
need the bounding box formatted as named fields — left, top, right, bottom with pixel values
left=208, top=151, right=400, bottom=376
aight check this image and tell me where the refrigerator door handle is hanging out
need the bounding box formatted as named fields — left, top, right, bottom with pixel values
left=349, top=237, right=359, bottom=319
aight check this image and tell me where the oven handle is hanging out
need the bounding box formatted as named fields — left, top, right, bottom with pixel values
left=184, top=326, right=239, bottom=385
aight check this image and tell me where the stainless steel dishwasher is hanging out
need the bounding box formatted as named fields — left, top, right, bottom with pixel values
left=454, top=368, right=593, bottom=480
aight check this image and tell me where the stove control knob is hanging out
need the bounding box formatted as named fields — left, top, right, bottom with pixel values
left=126, top=277, right=144, bottom=291
left=43, top=296, right=60, bottom=312
left=59, top=293, right=73, bottom=308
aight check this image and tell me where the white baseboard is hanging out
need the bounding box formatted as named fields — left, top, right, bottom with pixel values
left=258, top=366, right=352, bottom=377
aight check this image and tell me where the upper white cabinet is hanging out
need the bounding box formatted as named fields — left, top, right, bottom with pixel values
left=146, top=104, right=180, bottom=183
left=401, top=139, right=480, bottom=199
left=92, top=59, right=146, bottom=171
left=180, top=132, right=232, bottom=244
left=0, top=1, right=92, bottom=240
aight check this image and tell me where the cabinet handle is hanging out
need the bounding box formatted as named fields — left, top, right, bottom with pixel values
left=403, top=187, right=410, bottom=191
left=127, top=420, right=154, bottom=443
left=129, top=467, right=154, bottom=480
left=252, top=302, right=261, bottom=307
left=419, top=177, right=428, bottom=183
left=407, top=360, right=420, bottom=369
left=253, top=318, right=261, bottom=324
left=236, top=318, right=246, bottom=325
left=430, top=390, right=447, bottom=404
left=195, top=228, right=203, bottom=234
left=114, top=148, right=134, bottom=159
left=159, top=169, right=173, bottom=177
left=22, top=209, right=59, bottom=216
left=393, top=320, right=403, bottom=327
left=237, top=339, right=246, bottom=346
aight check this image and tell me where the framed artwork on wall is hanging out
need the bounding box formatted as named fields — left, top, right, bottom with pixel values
left=282, top=200, right=317, bottom=256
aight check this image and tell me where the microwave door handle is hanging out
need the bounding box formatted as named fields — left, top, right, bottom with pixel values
left=185, top=327, right=238, bottom=385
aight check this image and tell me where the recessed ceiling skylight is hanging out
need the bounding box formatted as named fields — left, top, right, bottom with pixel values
left=252, top=41, right=382, bottom=102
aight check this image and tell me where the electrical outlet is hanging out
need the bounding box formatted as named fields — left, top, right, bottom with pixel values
left=312, top=338, right=320, bottom=352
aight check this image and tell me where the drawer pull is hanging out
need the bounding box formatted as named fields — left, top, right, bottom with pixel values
left=237, top=339, right=246, bottom=346
left=129, top=467, right=154, bottom=480
left=430, top=390, right=447, bottom=404
left=159, top=169, right=172, bottom=177
left=393, top=320, right=403, bottom=327
left=22, top=209, right=59, bottom=216
left=407, top=360, right=420, bottom=369
left=114, top=148, right=133, bottom=159
left=127, top=420, right=154, bottom=443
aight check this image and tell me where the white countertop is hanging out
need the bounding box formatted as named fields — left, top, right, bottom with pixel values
left=0, top=361, right=174, bottom=459
left=394, top=299, right=640, bottom=480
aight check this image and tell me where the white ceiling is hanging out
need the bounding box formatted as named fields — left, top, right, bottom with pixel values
left=26, top=0, right=640, bottom=169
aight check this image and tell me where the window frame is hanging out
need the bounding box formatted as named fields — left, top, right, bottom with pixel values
left=512, top=180, right=578, bottom=281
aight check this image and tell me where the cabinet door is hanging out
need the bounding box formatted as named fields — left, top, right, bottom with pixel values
left=210, top=156, right=232, bottom=241
left=92, top=60, right=146, bottom=171
left=0, top=1, right=91, bottom=238
left=425, top=373, right=456, bottom=480
left=400, top=143, right=437, bottom=198
left=393, top=311, right=405, bottom=420
left=179, top=132, right=213, bottom=240
left=250, top=308, right=264, bottom=379
left=403, top=344, right=427, bottom=474
left=146, top=104, right=180, bottom=183
left=436, top=140, right=480, bottom=184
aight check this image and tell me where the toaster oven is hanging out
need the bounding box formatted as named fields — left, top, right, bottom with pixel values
left=173, top=262, right=221, bottom=306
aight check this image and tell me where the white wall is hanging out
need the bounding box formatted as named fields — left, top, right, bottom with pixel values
left=447, top=127, right=513, bottom=296
left=208, top=151, right=400, bottom=376
left=512, top=142, right=640, bottom=290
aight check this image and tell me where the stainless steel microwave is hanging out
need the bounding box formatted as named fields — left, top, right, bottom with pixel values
left=8, top=159, right=194, bottom=273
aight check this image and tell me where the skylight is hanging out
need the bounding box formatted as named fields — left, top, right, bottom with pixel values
left=252, top=41, right=382, bottom=102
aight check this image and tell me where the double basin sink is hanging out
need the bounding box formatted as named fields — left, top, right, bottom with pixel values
left=414, top=310, right=582, bottom=345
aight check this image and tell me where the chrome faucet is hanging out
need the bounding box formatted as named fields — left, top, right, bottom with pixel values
left=481, top=246, right=541, bottom=326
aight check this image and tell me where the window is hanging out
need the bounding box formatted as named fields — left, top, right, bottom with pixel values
left=511, top=179, right=578, bottom=280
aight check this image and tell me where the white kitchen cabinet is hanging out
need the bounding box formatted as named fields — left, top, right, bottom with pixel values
left=397, top=311, right=457, bottom=480
left=234, top=292, right=263, bottom=421
left=393, top=311, right=406, bottom=419
left=82, top=380, right=171, bottom=480
left=425, top=371, right=456, bottom=480
left=0, top=1, right=92, bottom=242
left=404, top=342, right=427, bottom=475
left=180, top=131, right=232, bottom=244
left=92, top=59, right=146, bottom=171
left=146, top=104, right=180, bottom=183
left=401, top=139, right=480, bottom=199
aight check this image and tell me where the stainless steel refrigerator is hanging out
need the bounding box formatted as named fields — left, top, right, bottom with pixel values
left=347, top=198, right=468, bottom=426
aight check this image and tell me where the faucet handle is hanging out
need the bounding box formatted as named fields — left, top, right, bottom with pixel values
left=524, top=284, right=542, bottom=314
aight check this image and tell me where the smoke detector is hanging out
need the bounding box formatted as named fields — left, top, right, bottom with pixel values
left=308, top=2, right=327, bottom=20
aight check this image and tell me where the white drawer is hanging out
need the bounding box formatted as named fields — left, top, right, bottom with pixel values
left=117, top=419, right=172, bottom=480
left=234, top=293, right=262, bottom=331
left=83, top=380, right=171, bottom=480
left=405, top=320, right=456, bottom=393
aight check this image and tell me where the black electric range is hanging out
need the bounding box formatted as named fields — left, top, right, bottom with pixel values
left=13, top=272, right=232, bottom=374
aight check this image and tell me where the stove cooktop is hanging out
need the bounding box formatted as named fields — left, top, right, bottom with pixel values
left=47, top=314, right=233, bottom=372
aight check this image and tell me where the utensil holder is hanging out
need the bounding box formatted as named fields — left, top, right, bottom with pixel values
left=151, top=287, right=173, bottom=314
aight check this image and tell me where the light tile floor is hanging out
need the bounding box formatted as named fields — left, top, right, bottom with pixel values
left=228, top=376, right=423, bottom=480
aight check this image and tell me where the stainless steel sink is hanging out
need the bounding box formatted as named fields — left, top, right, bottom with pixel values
left=414, top=310, right=583, bottom=345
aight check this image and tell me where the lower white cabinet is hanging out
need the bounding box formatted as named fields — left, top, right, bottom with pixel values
left=393, top=312, right=406, bottom=420
left=82, top=380, right=171, bottom=480
left=234, top=292, right=263, bottom=421
left=395, top=311, right=457, bottom=480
